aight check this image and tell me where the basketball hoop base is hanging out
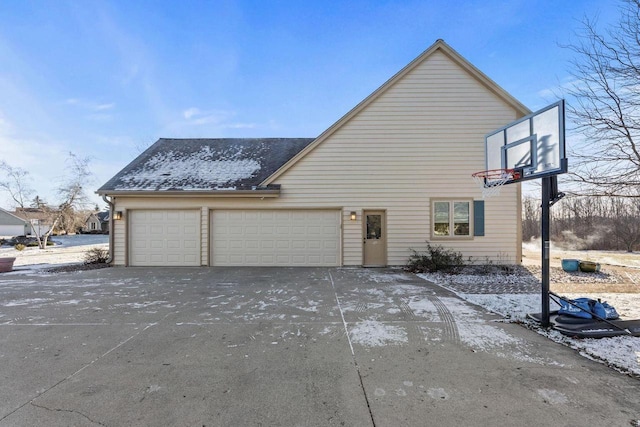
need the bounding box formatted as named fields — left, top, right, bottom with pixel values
left=472, top=168, right=520, bottom=198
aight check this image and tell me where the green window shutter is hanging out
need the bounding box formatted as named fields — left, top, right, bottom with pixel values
left=474, top=200, right=485, bottom=236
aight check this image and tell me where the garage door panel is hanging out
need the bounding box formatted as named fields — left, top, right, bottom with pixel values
left=133, top=240, right=147, bottom=249
left=245, top=226, right=259, bottom=235
left=292, top=240, right=306, bottom=249
left=150, top=225, right=164, bottom=234
left=276, top=226, right=290, bottom=235
left=183, top=254, right=198, bottom=262
left=211, top=210, right=340, bottom=267
left=291, top=255, right=306, bottom=264
left=150, top=240, right=164, bottom=249
left=276, top=241, right=290, bottom=249
left=229, top=212, right=244, bottom=221
left=129, top=210, right=200, bottom=266
left=184, top=240, right=198, bottom=249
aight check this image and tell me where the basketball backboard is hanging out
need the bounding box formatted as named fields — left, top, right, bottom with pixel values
left=484, top=100, right=567, bottom=184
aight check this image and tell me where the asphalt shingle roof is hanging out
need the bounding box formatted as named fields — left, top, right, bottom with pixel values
left=96, top=211, right=110, bottom=222
left=97, top=138, right=315, bottom=193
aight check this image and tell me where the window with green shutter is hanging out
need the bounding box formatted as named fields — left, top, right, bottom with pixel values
left=473, top=200, right=485, bottom=236
left=431, top=199, right=474, bottom=239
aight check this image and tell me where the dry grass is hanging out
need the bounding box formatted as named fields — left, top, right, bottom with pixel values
left=522, top=246, right=640, bottom=293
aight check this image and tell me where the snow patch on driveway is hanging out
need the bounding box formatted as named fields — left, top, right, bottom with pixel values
left=349, top=320, right=408, bottom=347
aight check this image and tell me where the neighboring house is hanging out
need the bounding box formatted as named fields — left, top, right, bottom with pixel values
left=83, top=211, right=110, bottom=233
left=98, top=39, right=529, bottom=267
left=12, top=208, right=54, bottom=236
left=0, top=207, right=29, bottom=237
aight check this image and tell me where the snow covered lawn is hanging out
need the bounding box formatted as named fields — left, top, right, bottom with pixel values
left=0, top=237, right=108, bottom=274
left=418, top=272, right=640, bottom=377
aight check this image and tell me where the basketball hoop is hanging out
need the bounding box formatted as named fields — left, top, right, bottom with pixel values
left=472, top=168, right=519, bottom=198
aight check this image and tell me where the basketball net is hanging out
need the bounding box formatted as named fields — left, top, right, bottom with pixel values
left=471, top=169, right=516, bottom=198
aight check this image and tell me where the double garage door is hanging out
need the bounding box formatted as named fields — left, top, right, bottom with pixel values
left=129, top=209, right=340, bottom=267
left=211, top=210, right=340, bottom=266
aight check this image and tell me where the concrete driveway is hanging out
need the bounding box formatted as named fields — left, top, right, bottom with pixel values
left=0, top=267, right=638, bottom=426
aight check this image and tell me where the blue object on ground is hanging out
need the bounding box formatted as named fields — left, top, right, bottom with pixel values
left=561, top=259, right=580, bottom=272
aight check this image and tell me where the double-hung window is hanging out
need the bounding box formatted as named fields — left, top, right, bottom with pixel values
left=432, top=200, right=472, bottom=238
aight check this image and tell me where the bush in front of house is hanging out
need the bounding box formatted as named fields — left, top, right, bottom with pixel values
left=84, top=247, right=109, bottom=264
left=25, top=241, right=54, bottom=247
left=406, top=243, right=465, bottom=273
left=14, top=243, right=26, bottom=251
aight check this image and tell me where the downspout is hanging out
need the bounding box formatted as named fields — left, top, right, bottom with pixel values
left=101, top=195, right=115, bottom=264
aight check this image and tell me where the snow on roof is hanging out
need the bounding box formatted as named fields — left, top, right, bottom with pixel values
left=115, top=146, right=260, bottom=191
left=98, top=138, right=315, bottom=193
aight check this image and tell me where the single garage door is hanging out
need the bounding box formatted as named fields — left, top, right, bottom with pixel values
left=211, top=210, right=340, bottom=266
left=129, top=210, right=200, bottom=266
left=0, top=225, right=26, bottom=237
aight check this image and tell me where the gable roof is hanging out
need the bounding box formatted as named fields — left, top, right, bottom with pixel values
left=96, top=211, right=110, bottom=222
left=13, top=208, right=54, bottom=223
left=262, top=39, right=531, bottom=185
left=0, top=207, right=28, bottom=226
left=97, top=138, right=315, bottom=195
left=85, top=212, right=109, bottom=223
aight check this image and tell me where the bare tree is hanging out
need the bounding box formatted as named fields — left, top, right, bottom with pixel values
left=0, top=153, right=93, bottom=248
left=522, top=196, right=540, bottom=241
left=608, top=197, right=640, bottom=252
left=564, top=0, right=640, bottom=196
left=0, top=161, right=33, bottom=208
left=523, top=194, right=640, bottom=252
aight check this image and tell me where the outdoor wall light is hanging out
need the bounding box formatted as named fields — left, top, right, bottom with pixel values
left=350, top=211, right=357, bottom=221
left=114, top=211, right=123, bottom=220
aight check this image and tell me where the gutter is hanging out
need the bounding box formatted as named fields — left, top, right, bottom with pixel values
left=95, top=189, right=280, bottom=198
left=101, top=195, right=115, bottom=265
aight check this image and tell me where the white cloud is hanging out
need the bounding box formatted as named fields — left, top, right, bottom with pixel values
left=183, top=107, right=200, bottom=120
left=95, top=103, right=115, bottom=111
left=64, top=98, right=116, bottom=112
left=180, top=107, right=255, bottom=129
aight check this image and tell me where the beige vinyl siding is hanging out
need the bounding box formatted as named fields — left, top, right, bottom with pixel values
left=201, top=207, right=209, bottom=266
left=113, top=216, right=126, bottom=265
left=109, top=49, right=522, bottom=266
left=269, top=49, right=521, bottom=265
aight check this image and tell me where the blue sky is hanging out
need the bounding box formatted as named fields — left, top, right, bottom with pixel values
left=0, top=0, right=621, bottom=209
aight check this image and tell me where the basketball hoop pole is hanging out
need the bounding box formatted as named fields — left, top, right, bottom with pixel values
left=541, top=177, right=552, bottom=327
left=482, top=100, right=567, bottom=328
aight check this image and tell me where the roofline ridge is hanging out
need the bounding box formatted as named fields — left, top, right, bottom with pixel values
left=261, top=39, right=531, bottom=186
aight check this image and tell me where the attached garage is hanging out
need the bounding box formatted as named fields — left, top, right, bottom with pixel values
left=0, top=224, right=27, bottom=237
left=211, top=210, right=340, bottom=266
left=99, top=41, right=527, bottom=267
left=0, top=208, right=28, bottom=237
left=129, top=210, right=200, bottom=266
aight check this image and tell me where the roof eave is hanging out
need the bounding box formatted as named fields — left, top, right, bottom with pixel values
left=96, top=189, right=281, bottom=198
left=0, top=207, right=28, bottom=224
